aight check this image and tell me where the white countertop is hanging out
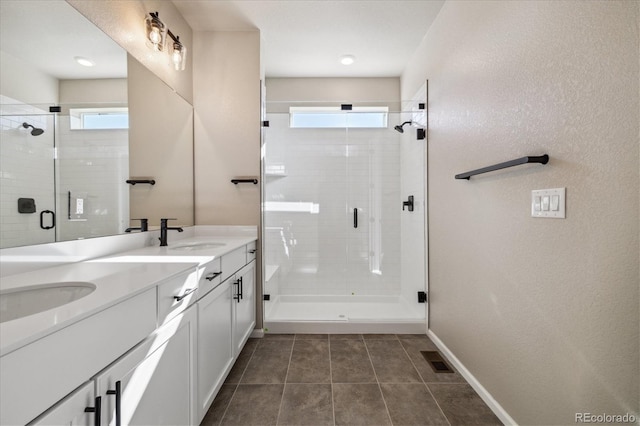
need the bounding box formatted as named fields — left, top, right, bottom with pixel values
left=94, top=235, right=257, bottom=267
left=0, top=261, right=197, bottom=356
left=0, top=226, right=258, bottom=357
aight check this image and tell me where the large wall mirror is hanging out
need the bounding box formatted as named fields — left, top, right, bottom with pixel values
left=0, top=0, right=194, bottom=249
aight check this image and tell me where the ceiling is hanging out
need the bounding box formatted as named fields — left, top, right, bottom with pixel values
left=0, top=1, right=127, bottom=80
left=173, top=0, right=445, bottom=78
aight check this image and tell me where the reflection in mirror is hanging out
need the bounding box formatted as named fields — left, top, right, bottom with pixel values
left=128, top=56, right=194, bottom=229
left=0, top=0, right=194, bottom=249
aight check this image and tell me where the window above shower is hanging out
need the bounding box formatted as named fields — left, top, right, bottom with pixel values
left=289, top=106, right=388, bottom=128
left=69, top=107, right=129, bottom=130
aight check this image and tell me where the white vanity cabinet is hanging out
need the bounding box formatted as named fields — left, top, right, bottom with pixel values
left=196, top=279, right=233, bottom=422
left=30, top=382, right=96, bottom=426
left=196, top=244, right=257, bottom=423
left=3, top=235, right=258, bottom=426
left=232, top=260, right=256, bottom=356
left=95, top=305, right=197, bottom=426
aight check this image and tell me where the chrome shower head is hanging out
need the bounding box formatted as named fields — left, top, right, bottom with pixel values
left=22, top=122, right=44, bottom=136
left=394, top=121, right=412, bottom=133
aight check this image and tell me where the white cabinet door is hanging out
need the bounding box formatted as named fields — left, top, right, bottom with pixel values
left=196, top=279, right=234, bottom=423
left=95, top=306, right=197, bottom=426
left=233, top=260, right=256, bottom=356
left=30, top=381, right=95, bottom=426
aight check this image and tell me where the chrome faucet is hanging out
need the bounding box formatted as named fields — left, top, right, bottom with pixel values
left=159, top=218, right=183, bottom=246
left=125, top=218, right=148, bottom=233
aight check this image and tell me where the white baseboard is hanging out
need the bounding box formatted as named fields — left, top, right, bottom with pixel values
left=427, top=330, right=518, bottom=426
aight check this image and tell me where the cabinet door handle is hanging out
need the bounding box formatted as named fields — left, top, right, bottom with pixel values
left=248, top=249, right=257, bottom=254
left=106, top=381, right=121, bottom=426
left=205, top=271, right=222, bottom=281
left=239, top=276, right=244, bottom=300
left=233, top=279, right=241, bottom=302
left=353, top=208, right=358, bottom=228
left=174, top=288, right=196, bottom=302
left=84, top=396, right=101, bottom=426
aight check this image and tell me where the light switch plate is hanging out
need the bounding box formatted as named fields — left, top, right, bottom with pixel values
left=531, top=188, right=565, bottom=218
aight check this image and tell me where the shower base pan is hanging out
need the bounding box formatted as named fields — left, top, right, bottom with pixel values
left=263, top=295, right=426, bottom=334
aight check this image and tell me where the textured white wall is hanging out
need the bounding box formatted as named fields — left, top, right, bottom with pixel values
left=402, top=1, right=639, bottom=423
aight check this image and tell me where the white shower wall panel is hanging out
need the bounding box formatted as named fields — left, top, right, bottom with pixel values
left=56, top=120, right=129, bottom=241
left=0, top=112, right=55, bottom=248
left=264, top=114, right=401, bottom=297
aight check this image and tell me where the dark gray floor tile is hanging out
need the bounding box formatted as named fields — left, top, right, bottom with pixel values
left=221, top=384, right=284, bottom=425
left=428, top=384, right=502, bottom=425
left=241, top=339, right=293, bottom=384
left=224, top=339, right=259, bottom=384
left=366, top=340, right=422, bottom=383
left=277, top=384, right=333, bottom=426
left=333, top=383, right=391, bottom=426
left=200, top=384, right=236, bottom=426
left=263, top=333, right=295, bottom=340
left=295, top=333, right=329, bottom=340
left=362, top=334, right=398, bottom=340
left=399, top=338, right=466, bottom=384
left=287, top=339, right=331, bottom=383
left=330, top=339, right=376, bottom=383
left=329, top=333, right=363, bottom=340
left=380, top=383, right=449, bottom=425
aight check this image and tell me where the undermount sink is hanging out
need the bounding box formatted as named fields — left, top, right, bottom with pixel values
left=169, top=242, right=226, bottom=251
left=0, top=282, right=96, bottom=323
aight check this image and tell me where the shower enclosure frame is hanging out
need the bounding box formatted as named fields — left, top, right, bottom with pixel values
left=260, top=87, right=429, bottom=334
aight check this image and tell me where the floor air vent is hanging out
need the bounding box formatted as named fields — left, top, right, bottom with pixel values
left=421, top=351, right=454, bottom=373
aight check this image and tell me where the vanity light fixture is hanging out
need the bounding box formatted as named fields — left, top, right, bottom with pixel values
left=145, top=12, right=187, bottom=71
left=145, top=11, right=166, bottom=51
left=167, top=29, right=187, bottom=71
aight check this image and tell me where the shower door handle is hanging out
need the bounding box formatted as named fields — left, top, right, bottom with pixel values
left=353, top=208, right=358, bottom=228
left=40, top=210, right=55, bottom=229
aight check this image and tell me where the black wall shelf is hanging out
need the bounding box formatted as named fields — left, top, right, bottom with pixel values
left=126, top=179, right=156, bottom=185
left=231, top=178, right=259, bottom=185
left=455, top=154, right=549, bottom=180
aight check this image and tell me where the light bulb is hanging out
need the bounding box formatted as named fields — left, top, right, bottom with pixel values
left=150, top=27, right=162, bottom=45
left=172, top=50, right=182, bottom=69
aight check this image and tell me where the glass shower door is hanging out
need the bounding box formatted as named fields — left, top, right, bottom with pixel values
left=345, top=114, right=403, bottom=318
left=0, top=113, right=56, bottom=248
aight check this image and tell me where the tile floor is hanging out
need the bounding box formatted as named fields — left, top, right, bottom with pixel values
left=200, top=334, right=502, bottom=426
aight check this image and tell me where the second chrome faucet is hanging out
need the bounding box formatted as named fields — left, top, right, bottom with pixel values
left=159, top=218, right=183, bottom=246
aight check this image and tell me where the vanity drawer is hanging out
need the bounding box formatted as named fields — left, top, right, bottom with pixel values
left=157, top=269, right=198, bottom=326
left=221, top=247, right=246, bottom=282
left=246, top=242, right=257, bottom=263
left=0, top=289, right=156, bottom=426
left=198, top=258, right=222, bottom=298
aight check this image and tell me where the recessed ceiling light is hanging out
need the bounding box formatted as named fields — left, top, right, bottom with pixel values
left=340, top=55, right=355, bottom=65
left=74, top=56, right=95, bottom=67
